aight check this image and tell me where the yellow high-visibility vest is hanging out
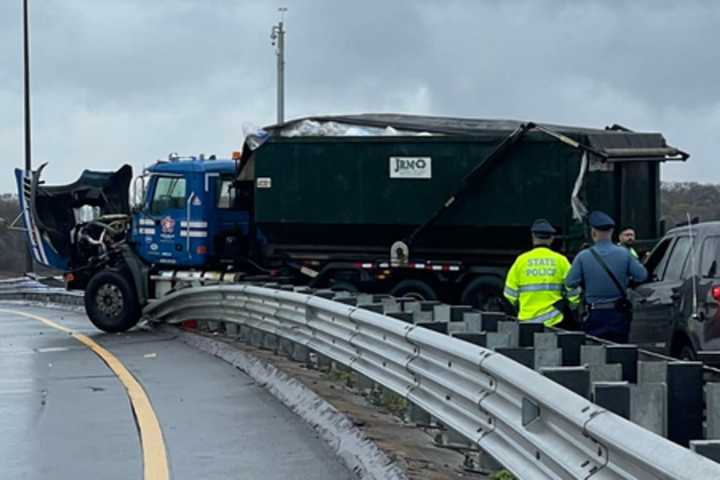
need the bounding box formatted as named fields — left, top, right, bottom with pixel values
left=503, top=247, right=579, bottom=327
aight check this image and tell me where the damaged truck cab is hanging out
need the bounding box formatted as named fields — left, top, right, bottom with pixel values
left=15, top=156, right=251, bottom=332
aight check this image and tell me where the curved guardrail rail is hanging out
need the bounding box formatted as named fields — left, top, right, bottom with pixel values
left=144, top=284, right=720, bottom=480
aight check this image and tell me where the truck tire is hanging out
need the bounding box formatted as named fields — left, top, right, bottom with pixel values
left=390, top=280, right=437, bottom=301
left=85, top=271, right=141, bottom=333
left=461, top=276, right=505, bottom=312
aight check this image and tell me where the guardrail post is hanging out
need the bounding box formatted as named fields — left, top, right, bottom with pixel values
left=225, top=322, right=239, bottom=338
left=667, top=361, right=703, bottom=446
left=289, top=343, right=310, bottom=363
left=593, top=381, right=630, bottom=418
left=556, top=331, right=585, bottom=366
left=249, top=328, right=264, bottom=348
left=541, top=366, right=591, bottom=399
left=262, top=333, right=279, bottom=352
left=496, top=347, right=534, bottom=369
left=406, top=402, right=431, bottom=426
left=518, top=322, right=544, bottom=347
left=606, top=344, right=638, bottom=383
left=690, top=440, right=720, bottom=463
left=479, top=312, right=504, bottom=332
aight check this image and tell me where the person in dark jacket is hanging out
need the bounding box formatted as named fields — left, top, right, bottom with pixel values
left=566, top=211, right=647, bottom=343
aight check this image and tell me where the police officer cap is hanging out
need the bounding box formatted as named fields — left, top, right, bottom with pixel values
left=530, top=218, right=556, bottom=238
left=588, top=211, right=615, bottom=231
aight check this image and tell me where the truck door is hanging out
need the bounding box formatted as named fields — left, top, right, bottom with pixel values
left=630, top=236, right=691, bottom=351
left=134, top=175, right=189, bottom=266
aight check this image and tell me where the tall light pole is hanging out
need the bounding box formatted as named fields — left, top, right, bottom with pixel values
left=271, top=8, right=287, bottom=125
left=22, top=0, right=34, bottom=273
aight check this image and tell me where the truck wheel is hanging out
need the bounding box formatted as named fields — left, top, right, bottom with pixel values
left=461, top=277, right=505, bottom=312
left=85, top=271, right=141, bottom=333
left=390, top=280, right=437, bottom=301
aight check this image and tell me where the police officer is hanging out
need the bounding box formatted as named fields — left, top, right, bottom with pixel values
left=565, top=211, right=647, bottom=343
left=504, top=219, right=579, bottom=327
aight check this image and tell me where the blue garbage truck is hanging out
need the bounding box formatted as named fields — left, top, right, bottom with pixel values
left=15, top=114, right=687, bottom=331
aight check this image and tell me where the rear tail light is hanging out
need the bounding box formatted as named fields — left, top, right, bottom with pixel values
left=712, top=286, right=720, bottom=302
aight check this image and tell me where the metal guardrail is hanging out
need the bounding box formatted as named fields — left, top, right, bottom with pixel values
left=144, top=284, right=720, bottom=480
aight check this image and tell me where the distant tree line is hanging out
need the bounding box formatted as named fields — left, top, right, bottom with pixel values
left=660, top=182, right=720, bottom=227
left=0, top=195, right=26, bottom=275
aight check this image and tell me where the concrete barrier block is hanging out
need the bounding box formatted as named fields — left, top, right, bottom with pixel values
left=463, top=312, right=483, bottom=332
left=447, top=321, right=468, bottom=335
left=588, top=364, right=623, bottom=383
left=580, top=345, right=606, bottom=365
left=497, top=321, right=519, bottom=347
left=534, top=332, right=558, bottom=350
left=638, top=361, right=668, bottom=384
left=534, top=348, right=562, bottom=370
left=631, top=383, right=666, bottom=437
left=706, top=383, right=720, bottom=439
left=412, top=311, right=433, bottom=323
left=486, top=332, right=512, bottom=349
left=433, top=304, right=451, bottom=322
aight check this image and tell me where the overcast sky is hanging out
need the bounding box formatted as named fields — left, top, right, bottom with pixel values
left=1, top=0, right=719, bottom=192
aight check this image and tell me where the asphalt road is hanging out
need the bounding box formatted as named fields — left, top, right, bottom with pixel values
left=0, top=303, right=353, bottom=480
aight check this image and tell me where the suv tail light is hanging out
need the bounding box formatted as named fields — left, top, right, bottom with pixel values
left=712, top=286, right=720, bottom=301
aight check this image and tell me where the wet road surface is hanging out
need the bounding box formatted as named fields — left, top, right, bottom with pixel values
left=0, top=303, right=353, bottom=480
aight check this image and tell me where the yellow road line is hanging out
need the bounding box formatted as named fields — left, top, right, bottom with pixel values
left=0, top=309, right=170, bottom=480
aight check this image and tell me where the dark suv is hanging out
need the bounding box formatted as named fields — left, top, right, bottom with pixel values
left=629, top=222, right=720, bottom=359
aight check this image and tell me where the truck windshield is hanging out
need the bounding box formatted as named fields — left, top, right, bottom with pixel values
left=151, top=177, right=186, bottom=214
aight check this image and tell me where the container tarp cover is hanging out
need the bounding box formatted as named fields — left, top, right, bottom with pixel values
left=265, top=113, right=670, bottom=149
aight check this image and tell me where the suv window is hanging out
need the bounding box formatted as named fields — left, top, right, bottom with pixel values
left=700, top=236, right=720, bottom=277
left=663, top=237, right=692, bottom=281
left=645, top=237, right=673, bottom=281
left=150, top=177, right=186, bottom=214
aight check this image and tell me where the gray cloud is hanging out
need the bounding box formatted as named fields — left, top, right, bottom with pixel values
left=1, top=0, right=719, bottom=192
